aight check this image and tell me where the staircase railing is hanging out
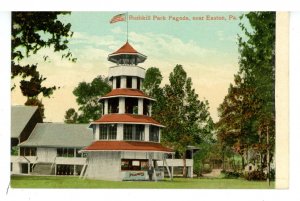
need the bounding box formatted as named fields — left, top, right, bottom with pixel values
left=50, top=157, right=57, bottom=175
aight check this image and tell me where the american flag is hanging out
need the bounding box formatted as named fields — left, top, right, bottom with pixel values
left=110, top=13, right=126, bottom=24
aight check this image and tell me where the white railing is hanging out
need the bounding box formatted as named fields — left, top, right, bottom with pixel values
left=108, top=65, right=145, bottom=78
left=11, top=155, right=38, bottom=163
left=157, top=159, right=193, bottom=167
left=55, top=157, right=87, bottom=165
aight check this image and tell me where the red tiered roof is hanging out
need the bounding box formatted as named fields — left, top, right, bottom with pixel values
left=108, top=42, right=147, bottom=64
left=91, top=114, right=164, bottom=127
left=112, top=42, right=138, bottom=54
left=100, top=88, right=154, bottom=100
left=81, top=141, right=173, bottom=153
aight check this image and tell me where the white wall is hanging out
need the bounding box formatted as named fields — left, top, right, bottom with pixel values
left=109, top=65, right=145, bottom=79
left=85, top=151, right=122, bottom=181
left=37, top=148, right=56, bottom=163
left=121, top=151, right=164, bottom=160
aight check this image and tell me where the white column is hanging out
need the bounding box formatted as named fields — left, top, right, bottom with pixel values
left=121, top=76, right=126, bottom=88
left=158, top=128, right=161, bottom=143
left=95, top=125, right=99, bottom=140
left=132, top=77, right=137, bottom=89
left=104, top=99, right=108, bottom=114
left=119, top=97, right=125, bottom=114
left=149, top=103, right=152, bottom=116
left=138, top=98, right=143, bottom=115
left=145, top=125, right=150, bottom=141
left=117, top=124, right=123, bottom=140
left=112, top=77, right=117, bottom=89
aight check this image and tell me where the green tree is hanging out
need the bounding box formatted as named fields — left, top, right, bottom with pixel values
left=143, top=67, right=166, bottom=123
left=217, top=12, right=275, bottom=173
left=11, top=12, right=75, bottom=117
left=143, top=67, right=163, bottom=97
left=65, top=76, right=111, bottom=123
left=64, top=108, right=78, bottom=124
left=161, top=65, right=213, bottom=177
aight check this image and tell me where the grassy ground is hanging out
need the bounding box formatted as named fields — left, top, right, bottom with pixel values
left=10, top=175, right=275, bottom=189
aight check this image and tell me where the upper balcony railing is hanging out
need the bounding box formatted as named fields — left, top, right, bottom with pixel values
left=109, top=65, right=145, bottom=79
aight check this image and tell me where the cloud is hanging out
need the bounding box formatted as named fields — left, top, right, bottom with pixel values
left=12, top=29, right=239, bottom=122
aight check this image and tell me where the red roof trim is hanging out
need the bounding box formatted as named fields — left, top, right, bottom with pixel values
left=91, top=114, right=164, bottom=127
left=82, top=141, right=173, bottom=153
left=100, top=89, right=154, bottom=100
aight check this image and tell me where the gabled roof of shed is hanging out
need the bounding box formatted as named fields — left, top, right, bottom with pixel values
left=18, top=123, right=93, bottom=148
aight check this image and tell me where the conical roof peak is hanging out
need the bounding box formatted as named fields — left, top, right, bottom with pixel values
left=108, top=41, right=147, bottom=64
left=112, top=41, right=138, bottom=54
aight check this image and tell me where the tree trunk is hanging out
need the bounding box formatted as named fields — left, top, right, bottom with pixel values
left=182, top=154, right=187, bottom=178
left=241, top=154, right=245, bottom=169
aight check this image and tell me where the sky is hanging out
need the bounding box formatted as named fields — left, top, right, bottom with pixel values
left=11, top=11, right=249, bottom=122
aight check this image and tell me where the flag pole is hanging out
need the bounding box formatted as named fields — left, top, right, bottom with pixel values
left=126, top=12, right=129, bottom=42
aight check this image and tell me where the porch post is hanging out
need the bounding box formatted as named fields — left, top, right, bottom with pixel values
left=171, top=153, right=174, bottom=180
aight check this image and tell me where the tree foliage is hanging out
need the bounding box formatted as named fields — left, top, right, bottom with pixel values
left=64, top=76, right=111, bottom=124
left=11, top=12, right=75, bottom=117
left=216, top=12, right=275, bottom=170
left=144, top=65, right=214, bottom=177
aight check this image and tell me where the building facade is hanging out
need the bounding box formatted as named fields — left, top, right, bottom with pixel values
left=80, top=42, right=175, bottom=181
left=12, top=122, right=92, bottom=175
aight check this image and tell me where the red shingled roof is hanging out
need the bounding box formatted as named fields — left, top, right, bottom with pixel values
left=82, top=141, right=173, bottom=153
left=112, top=42, right=138, bottom=54
left=100, top=89, right=153, bottom=100
left=92, top=114, right=163, bottom=127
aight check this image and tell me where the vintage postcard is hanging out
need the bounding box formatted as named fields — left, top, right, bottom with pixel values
left=7, top=11, right=288, bottom=194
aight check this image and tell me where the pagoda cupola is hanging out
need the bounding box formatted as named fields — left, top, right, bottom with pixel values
left=108, top=41, right=147, bottom=65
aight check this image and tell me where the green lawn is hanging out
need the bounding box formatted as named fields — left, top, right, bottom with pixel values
left=10, top=175, right=275, bottom=189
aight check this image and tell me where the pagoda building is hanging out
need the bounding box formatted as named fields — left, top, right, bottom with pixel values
left=80, top=42, right=174, bottom=181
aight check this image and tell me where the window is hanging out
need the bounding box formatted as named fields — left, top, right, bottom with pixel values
left=126, top=76, right=132, bottom=88
left=108, top=124, right=117, bottom=140
left=20, top=147, right=37, bottom=156
left=57, top=148, right=75, bottom=157
left=116, top=76, right=121, bottom=88
left=135, top=125, right=144, bottom=141
left=137, top=77, right=140, bottom=90
left=125, top=98, right=138, bottom=114
left=108, top=98, right=119, bottom=113
left=99, top=124, right=117, bottom=140
left=99, top=125, right=108, bottom=139
left=149, top=126, right=159, bottom=142
left=143, top=99, right=150, bottom=115
left=124, top=125, right=133, bottom=140
left=121, top=159, right=149, bottom=171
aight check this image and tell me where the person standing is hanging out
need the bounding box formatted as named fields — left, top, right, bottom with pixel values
left=148, top=165, right=154, bottom=181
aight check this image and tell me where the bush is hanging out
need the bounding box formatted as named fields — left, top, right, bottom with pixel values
left=268, top=169, right=275, bottom=181
left=245, top=170, right=266, bottom=181
left=202, top=164, right=212, bottom=174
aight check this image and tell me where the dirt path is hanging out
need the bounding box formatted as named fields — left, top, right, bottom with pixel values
left=202, top=169, right=222, bottom=178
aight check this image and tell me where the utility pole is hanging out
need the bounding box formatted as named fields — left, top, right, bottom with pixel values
left=267, top=125, right=270, bottom=186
